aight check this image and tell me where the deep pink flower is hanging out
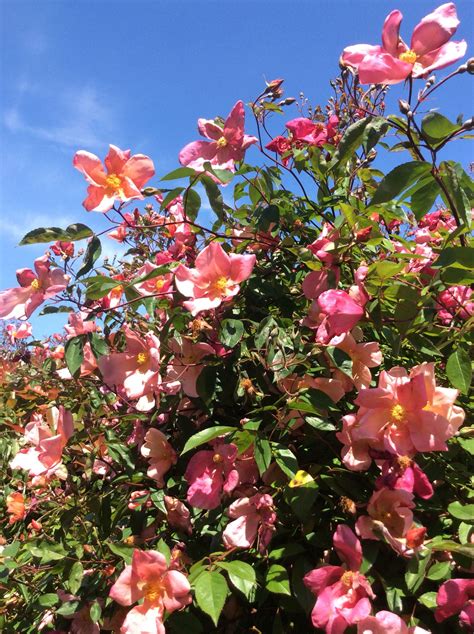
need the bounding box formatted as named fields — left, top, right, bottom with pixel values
left=435, top=285, right=474, bottom=324
left=98, top=326, right=161, bottom=411
left=166, top=337, right=215, bottom=397
left=109, top=548, right=192, bottom=634
left=179, top=101, right=257, bottom=174
left=315, top=290, right=365, bottom=344
left=375, top=455, right=434, bottom=499
left=223, top=492, right=276, bottom=552
left=304, top=525, right=375, bottom=633
left=357, top=610, right=430, bottom=633
left=185, top=441, right=240, bottom=509
left=308, top=224, right=340, bottom=265
left=0, top=255, right=70, bottom=320
left=435, top=578, right=474, bottom=627
left=351, top=363, right=465, bottom=457
left=6, top=322, right=32, bottom=344
left=342, top=3, right=467, bottom=84
left=10, top=406, right=74, bottom=482
left=140, top=428, right=177, bottom=486
left=286, top=115, right=339, bottom=147
left=51, top=241, right=75, bottom=258
left=73, top=144, right=155, bottom=212
left=265, top=135, right=293, bottom=166
left=175, top=242, right=256, bottom=316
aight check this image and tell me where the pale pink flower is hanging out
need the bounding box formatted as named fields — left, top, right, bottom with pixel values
left=51, top=241, right=74, bottom=258
left=342, top=3, right=467, bottom=84
left=435, top=578, right=474, bottom=628
left=98, top=326, right=161, bottom=411
left=179, top=101, right=257, bottom=174
left=351, top=363, right=465, bottom=457
left=435, top=285, right=474, bottom=324
left=166, top=337, right=214, bottom=397
left=330, top=332, right=383, bottom=390
left=10, top=406, right=74, bottom=482
left=304, top=525, right=375, bottom=633
left=164, top=496, right=193, bottom=535
left=223, top=492, right=276, bottom=552
left=140, top=428, right=177, bottom=486
left=6, top=322, right=32, bottom=344
left=73, top=144, right=155, bottom=212
left=0, top=255, right=69, bottom=320
left=337, top=414, right=373, bottom=471
left=185, top=441, right=240, bottom=510
left=308, top=224, right=340, bottom=265
left=302, top=269, right=339, bottom=300
left=357, top=610, right=430, bottom=633
left=109, top=548, right=191, bottom=634
left=175, top=242, right=256, bottom=316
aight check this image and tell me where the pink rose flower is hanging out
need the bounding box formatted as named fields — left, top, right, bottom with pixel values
left=357, top=610, right=430, bottom=633
left=315, top=290, right=365, bottom=344
left=185, top=441, right=240, bottom=510
left=304, top=525, right=375, bottom=633
left=73, top=144, right=155, bottom=212
left=435, top=578, right=474, bottom=628
left=351, top=362, right=465, bottom=457
left=134, top=262, right=174, bottom=301
left=286, top=115, right=339, bottom=147
left=329, top=332, right=383, bottom=391
left=375, top=455, right=434, bottom=499
left=98, top=326, right=161, bottom=411
left=337, top=413, right=373, bottom=471
left=175, top=242, right=256, bottom=316
left=109, top=548, right=192, bottom=634
left=50, top=241, right=75, bottom=258
left=179, top=100, right=257, bottom=174
left=164, top=496, right=193, bottom=535
left=435, top=285, right=474, bottom=324
left=10, top=406, right=74, bottom=482
left=342, top=3, right=467, bottom=84
left=223, top=492, right=276, bottom=552
left=140, top=428, right=177, bottom=486
left=0, top=255, right=69, bottom=320
left=265, top=135, right=293, bottom=166
left=6, top=322, right=33, bottom=344
left=166, top=337, right=215, bottom=397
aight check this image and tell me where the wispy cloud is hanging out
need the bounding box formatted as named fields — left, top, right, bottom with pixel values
left=0, top=213, right=78, bottom=242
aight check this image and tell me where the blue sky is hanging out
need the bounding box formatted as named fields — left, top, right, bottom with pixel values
left=1, top=0, right=472, bottom=337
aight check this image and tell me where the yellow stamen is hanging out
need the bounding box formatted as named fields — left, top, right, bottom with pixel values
left=30, top=278, right=40, bottom=291
left=213, top=276, right=228, bottom=293
left=143, top=580, right=164, bottom=603
left=155, top=278, right=165, bottom=290
left=105, top=173, right=122, bottom=192
left=213, top=453, right=223, bottom=463
left=216, top=136, right=228, bottom=148
left=390, top=403, right=406, bottom=423
left=341, top=571, right=354, bottom=587
left=136, top=352, right=149, bottom=366
left=399, top=50, right=417, bottom=64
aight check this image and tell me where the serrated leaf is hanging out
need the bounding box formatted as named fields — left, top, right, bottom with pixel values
left=181, top=426, right=237, bottom=454
left=194, top=570, right=228, bottom=627
left=266, top=564, right=291, bottom=595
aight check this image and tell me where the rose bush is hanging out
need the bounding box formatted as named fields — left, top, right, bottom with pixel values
left=1, top=4, right=473, bottom=633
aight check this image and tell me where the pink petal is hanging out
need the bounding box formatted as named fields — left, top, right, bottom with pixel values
left=223, top=100, right=245, bottom=147
left=358, top=52, right=412, bottom=85
left=333, top=525, right=362, bottom=571
left=178, top=140, right=217, bottom=167
left=120, top=604, right=165, bottom=634
left=411, top=2, right=461, bottom=56
left=223, top=514, right=259, bottom=548
left=414, top=40, right=467, bottom=76
left=109, top=565, right=136, bottom=606
left=83, top=185, right=110, bottom=212
left=304, top=566, right=344, bottom=595
left=123, top=154, right=155, bottom=189
left=162, top=570, right=192, bottom=612
left=382, top=10, right=404, bottom=56
left=0, top=287, right=32, bottom=319
left=104, top=144, right=130, bottom=175
left=16, top=268, right=36, bottom=287
left=341, top=44, right=383, bottom=68
left=73, top=151, right=106, bottom=186
left=229, top=252, right=256, bottom=283
left=197, top=118, right=223, bottom=140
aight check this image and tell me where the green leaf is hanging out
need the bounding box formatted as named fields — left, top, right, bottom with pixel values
left=422, top=112, right=460, bottom=143
left=38, top=593, right=59, bottom=607
left=19, top=223, right=93, bottom=245
left=156, top=539, right=171, bottom=565
left=405, top=551, right=431, bottom=593
left=426, top=560, right=451, bottom=581
left=370, top=161, right=431, bottom=206
left=160, top=187, right=185, bottom=209
left=219, top=319, right=244, bottom=347
left=40, top=305, right=73, bottom=315
left=288, top=388, right=333, bottom=414
left=331, top=118, right=369, bottom=167
left=272, top=443, right=298, bottom=478
left=195, top=365, right=218, bottom=408
left=446, top=348, right=472, bottom=395
left=89, top=602, right=102, bottom=624
left=106, top=542, right=134, bottom=564
left=181, top=426, right=237, bottom=454
left=254, top=437, right=272, bottom=475
left=161, top=167, right=196, bottom=181
left=305, top=416, right=335, bottom=431
left=448, top=502, right=474, bottom=522
left=68, top=561, right=84, bottom=594
left=85, top=275, right=121, bottom=300
left=429, top=540, right=474, bottom=559
left=266, top=564, right=291, bottom=595
left=182, top=188, right=201, bottom=219
left=418, top=591, right=438, bottom=609
left=439, top=161, right=469, bottom=225
left=432, top=247, right=474, bottom=270
left=89, top=332, right=110, bottom=359
left=326, top=346, right=352, bottom=377
left=411, top=177, right=439, bottom=219
left=201, top=174, right=227, bottom=219
left=65, top=336, right=85, bottom=378
left=77, top=236, right=101, bottom=277
left=217, top=561, right=257, bottom=600
left=193, top=570, right=228, bottom=627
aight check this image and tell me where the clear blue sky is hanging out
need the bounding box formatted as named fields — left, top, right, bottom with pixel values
left=1, top=0, right=472, bottom=337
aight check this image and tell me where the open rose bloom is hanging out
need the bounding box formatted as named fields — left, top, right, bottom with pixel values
left=342, top=3, right=467, bottom=84
left=223, top=492, right=276, bottom=552
left=109, top=549, right=191, bottom=634
left=73, top=144, right=155, bottom=212
left=140, top=428, right=177, bottom=486
left=0, top=255, right=69, bottom=320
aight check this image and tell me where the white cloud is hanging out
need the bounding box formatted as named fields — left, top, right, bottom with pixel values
left=0, top=213, right=78, bottom=241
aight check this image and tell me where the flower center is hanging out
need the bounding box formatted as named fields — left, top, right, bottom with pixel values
left=155, top=278, right=165, bottom=290
left=213, top=452, right=223, bottom=463
left=30, top=278, right=41, bottom=291
left=390, top=403, right=406, bottom=423
left=341, top=571, right=354, bottom=587
left=213, top=276, right=228, bottom=294
left=143, top=580, right=164, bottom=603
left=105, top=173, right=122, bottom=192
left=399, top=50, right=417, bottom=64
left=136, top=352, right=149, bottom=366
left=397, top=455, right=412, bottom=470
left=216, top=136, right=228, bottom=148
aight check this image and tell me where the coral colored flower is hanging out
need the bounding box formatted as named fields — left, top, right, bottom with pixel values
left=179, top=101, right=257, bottom=174
left=166, top=337, right=215, bottom=397
left=10, top=406, right=74, bottom=482
left=51, top=241, right=75, bottom=258
left=342, top=3, right=467, bottom=84
left=435, top=285, right=474, bottom=324
left=185, top=441, right=240, bottom=510
left=357, top=610, right=430, bottom=633
left=356, top=488, right=416, bottom=548
left=98, top=326, right=161, bottom=411
left=134, top=262, right=174, bottom=301
left=140, top=428, right=177, bottom=486
left=223, top=492, right=276, bottom=552
left=435, top=578, right=474, bottom=628
left=175, top=242, right=256, bottom=316
left=304, top=525, right=375, bottom=633
left=6, top=322, right=32, bottom=344
left=0, top=255, right=69, bottom=320
left=337, top=414, right=375, bottom=472
left=73, top=144, right=155, bottom=212
left=164, top=496, right=193, bottom=535
left=6, top=492, right=26, bottom=523
left=315, top=290, right=365, bottom=344
left=351, top=362, right=465, bottom=458
left=57, top=312, right=99, bottom=380
left=109, top=548, right=192, bottom=634
left=330, top=332, right=383, bottom=391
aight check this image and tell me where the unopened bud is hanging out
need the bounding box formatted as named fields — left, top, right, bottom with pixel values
left=467, top=58, right=474, bottom=74
left=398, top=99, right=411, bottom=115
left=425, top=75, right=436, bottom=87
left=463, top=118, right=474, bottom=130
left=279, top=97, right=296, bottom=106
left=339, top=496, right=357, bottom=515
